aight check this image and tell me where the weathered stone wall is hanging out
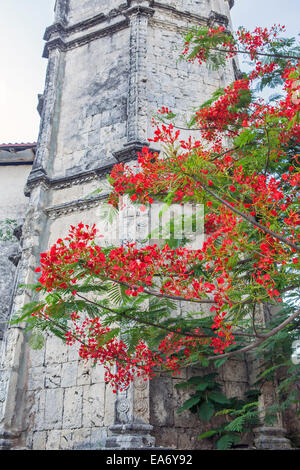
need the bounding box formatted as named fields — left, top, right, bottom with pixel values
left=67, top=0, right=125, bottom=26
left=52, top=29, right=130, bottom=177
left=150, top=360, right=250, bottom=449
left=0, top=165, right=32, bottom=340
left=0, top=0, right=261, bottom=451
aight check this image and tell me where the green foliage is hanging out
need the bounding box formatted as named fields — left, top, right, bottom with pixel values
left=252, top=304, right=300, bottom=427
left=28, top=330, right=45, bottom=350
left=182, top=26, right=234, bottom=70
left=176, top=373, right=260, bottom=449
left=10, top=23, right=300, bottom=447
left=0, top=219, right=17, bottom=241
left=176, top=373, right=230, bottom=418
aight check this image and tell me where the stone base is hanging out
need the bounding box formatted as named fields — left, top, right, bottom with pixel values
left=0, top=429, right=21, bottom=450
left=254, top=427, right=292, bottom=450
left=105, top=424, right=156, bottom=450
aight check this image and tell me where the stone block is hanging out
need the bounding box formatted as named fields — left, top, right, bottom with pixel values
left=88, top=130, right=101, bottom=147
left=45, top=364, right=62, bottom=388
left=90, top=364, right=105, bottom=384
left=28, top=366, right=45, bottom=390
left=77, top=359, right=91, bottom=386
left=29, top=348, right=45, bottom=368
left=220, top=358, right=248, bottom=383
left=173, top=385, right=202, bottom=428
left=153, top=426, right=178, bottom=450
left=90, top=427, right=107, bottom=450
left=63, top=386, right=83, bottom=429
left=46, top=430, right=61, bottom=450
left=45, top=335, right=68, bottom=364
left=31, top=390, right=43, bottom=430
left=224, top=381, right=248, bottom=399
left=44, top=388, right=64, bottom=429
left=72, top=428, right=92, bottom=450
left=61, top=361, right=78, bottom=388
left=104, top=384, right=115, bottom=427
left=32, top=431, right=47, bottom=450
left=82, top=383, right=105, bottom=427
left=150, top=377, right=174, bottom=427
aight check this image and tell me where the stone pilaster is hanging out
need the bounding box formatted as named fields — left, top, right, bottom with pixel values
left=28, top=46, right=65, bottom=185
left=106, top=379, right=155, bottom=449
left=126, top=4, right=153, bottom=145
left=54, top=0, right=69, bottom=24
left=247, top=304, right=292, bottom=449
left=109, top=1, right=155, bottom=164
left=0, top=183, right=49, bottom=449
left=105, top=196, right=155, bottom=449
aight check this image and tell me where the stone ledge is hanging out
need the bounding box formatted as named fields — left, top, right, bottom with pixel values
left=44, top=193, right=110, bottom=219
left=25, top=163, right=116, bottom=196
left=254, top=426, right=292, bottom=450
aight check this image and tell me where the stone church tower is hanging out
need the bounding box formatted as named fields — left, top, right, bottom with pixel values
left=0, top=0, right=296, bottom=450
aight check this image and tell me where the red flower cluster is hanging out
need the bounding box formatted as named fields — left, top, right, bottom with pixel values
left=65, top=315, right=158, bottom=391
left=31, top=24, right=299, bottom=390
left=195, top=78, right=250, bottom=139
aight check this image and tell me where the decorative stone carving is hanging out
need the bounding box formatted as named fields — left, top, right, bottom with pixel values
left=45, top=193, right=109, bottom=219
left=208, top=10, right=229, bottom=27
left=254, top=427, right=292, bottom=450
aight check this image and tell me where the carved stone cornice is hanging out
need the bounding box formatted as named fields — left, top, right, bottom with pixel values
left=43, top=18, right=129, bottom=58
left=151, top=1, right=207, bottom=26
left=44, top=13, right=106, bottom=40
left=208, top=10, right=229, bottom=28
left=25, top=143, right=160, bottom=196
left=43, top=1, right=231, bottom=58
left=44, top=3, right=153, bottom=58
left=113, top=143, right=159, bottom=163
left=25, top=163, right=115, bottom=196
left=124, top=5, right=155, bottom=18
left=45, top=193, right=109, bottom=219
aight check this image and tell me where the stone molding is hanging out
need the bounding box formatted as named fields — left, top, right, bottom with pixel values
left=26, top=143, right=160, bottom=195
left=25, top=163, right=114, bottom=196
left=127, top=10, right=150, bottom=144
left=152, top=1, right=207, bottom=25
left=254, top=426, right=292, bottom=450
left=208, top=10, right=229, bottom=28
left=113, top=142, right=158, bottom=163
left=43, top=18, right=130, bottom=58
left=43, top=1, right=230, bottom=58
left=45, top=193, right=109, bottom=219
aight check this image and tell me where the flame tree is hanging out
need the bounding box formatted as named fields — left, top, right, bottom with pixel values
left=14, top=24, right=299, bottom=397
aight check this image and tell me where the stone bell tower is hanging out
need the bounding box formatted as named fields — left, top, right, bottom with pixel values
left=0, top=0, right=251, bottom=450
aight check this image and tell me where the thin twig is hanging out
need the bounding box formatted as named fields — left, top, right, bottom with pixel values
left=210, top=46, right=299, bottom=61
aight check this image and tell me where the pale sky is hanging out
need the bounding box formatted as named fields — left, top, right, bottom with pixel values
left=0, top=0, right=299, bottom=144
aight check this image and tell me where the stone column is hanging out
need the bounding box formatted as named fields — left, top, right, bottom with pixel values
left=0, top=184, right=49, bottom=449
left=253, top=383, right=292, bottom=450
left=105, top=197, right=155, bottom=449
left=0, top=16, right=60, bottom=449
left=54, top=0, right=69, bottom=24
left=114, top=2, right=154, bottom=164
left=28, top=45, right=65, bottom=186
left=247, top=305, right=292, bottom=449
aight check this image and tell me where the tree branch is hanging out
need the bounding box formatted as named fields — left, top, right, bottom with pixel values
left=208, top=307, right=300, bottom=360
left=185, top=172, right=300, bottom=253
left=211, top=46, right=299, bottom=61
